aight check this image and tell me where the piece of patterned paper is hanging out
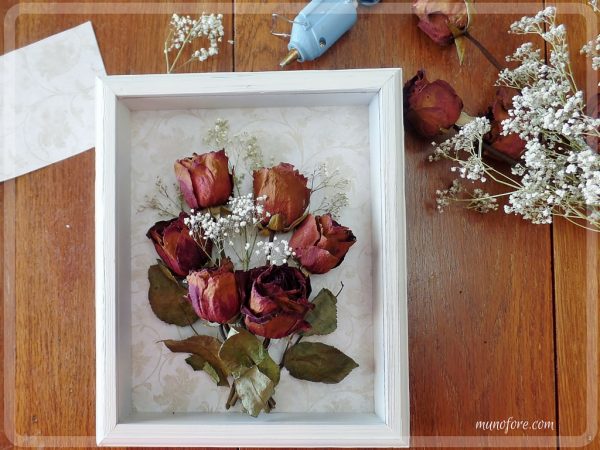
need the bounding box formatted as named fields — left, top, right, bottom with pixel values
left=1, top=22, right=106, bottom=181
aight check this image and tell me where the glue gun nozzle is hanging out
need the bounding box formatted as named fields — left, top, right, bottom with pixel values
left=279, top=49, right=299, bottom=67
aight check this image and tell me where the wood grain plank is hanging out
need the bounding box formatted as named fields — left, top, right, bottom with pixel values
left=2, top=1, right=234, bottom=448
left=552, top=2, right=600, bottom=448
left=233, top=0, right=556, bottom=448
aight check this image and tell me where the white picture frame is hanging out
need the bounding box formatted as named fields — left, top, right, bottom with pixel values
left=95, top=69, right=409, bottom=447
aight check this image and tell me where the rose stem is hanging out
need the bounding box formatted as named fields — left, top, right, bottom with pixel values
left=263, top=338, right=271, bottom=349
left=219, top=325, right=227, bottom=341
left=179, top=302, right=199, bottom=336
left=482, top=141, right=519, bottom=166
left=279, top=336, right=293, bottom=368
left=335, top=281, right=345, bottom=297
left=225, top=383, right=237, bottom=409
left=462, top=31, right=503, bottom=72
left=267, top=398, right=276, bottom=409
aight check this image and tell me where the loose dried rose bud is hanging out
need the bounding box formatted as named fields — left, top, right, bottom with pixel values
left=174, top=149, right=233, bottom=209
left=412, top=0, right=468, bottom=46
left=187, top=260, right=241, bottom=324
left=253, top=163, right=311, bottom=231
left=485, top=87, right=526, bottom=160
left=147, top=213, right=212, bottom=277
left=242, top=264, right=313, bottom=339
left=289, top=214, right=356, bottom=274
left=404, top=70, right=464, bottom=138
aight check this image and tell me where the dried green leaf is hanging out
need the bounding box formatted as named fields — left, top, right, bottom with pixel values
left=163, top=335, right=229, bottom=385
left=304, top=288, right=337, bottom=336
left=283, top=342, right=358, bottom=384
left=234, top=366, right=275, bottom=417
left=148, top=264, right=198, bottom=326
left=218, top=328, right=280, bottom=384
left=185, top=355, right=229, bottom=386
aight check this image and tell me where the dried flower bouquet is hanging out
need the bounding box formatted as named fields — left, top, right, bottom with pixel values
left=143, top=120, right=358, bottom=417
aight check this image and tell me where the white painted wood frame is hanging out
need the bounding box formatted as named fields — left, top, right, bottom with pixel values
left=95, top=69, right=409, bottom=447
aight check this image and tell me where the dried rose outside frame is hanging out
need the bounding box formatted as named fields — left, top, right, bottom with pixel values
left=143, top=119, right=358, bottom=417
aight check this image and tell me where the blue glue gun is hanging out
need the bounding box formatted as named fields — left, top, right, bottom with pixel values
left=273, top=0, right=378, bottom=67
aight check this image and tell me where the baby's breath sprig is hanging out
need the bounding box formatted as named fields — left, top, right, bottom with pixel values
left=430, top=6, right=600, bottom=232
left=203, top=119, right=265, bottom=191
left=138, top=177, right=184, bottom=218
left=164, top=13, right=225, bottom=73
left=309, top=163, right=350, bottom=219
left=184, top=194, right=295, bottom=270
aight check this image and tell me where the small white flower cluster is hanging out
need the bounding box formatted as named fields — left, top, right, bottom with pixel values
left=166, top=13, right=224, bottom=60
left=430, top=117, right=491, bottom=159
left=204, top=118, right=231, bottom=149
left=581, top=34, right=600, bottom=71
left=436, top=180, right=464, bottom=212
left=185, top=194, right=267, bottom=243
left=204, top=119, right=265, bottom=182
left=310, top=162, right=351, bottom=219
left=435, top=180, right=498, bottom=213
left=254, top=237, right=296, bottom=265
left=183, top=193, right=300, bottom=267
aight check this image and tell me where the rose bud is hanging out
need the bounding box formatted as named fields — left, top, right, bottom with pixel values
left=242, top=264, right=314, bottom=339
left=403, top=69, right=464, bottom=139
left=412, top=0, right=468, bottom=46
left=146, top=213, right=212, bottom=277
left=289, top=214, right=356, bottom=274
left=187, top=261, right=241, bottom=324
left=253, top=163, right=311, bottom=231
left=235, top=265, right=269, bottom=304
left=484, top=87, right=526, bottom=160
left=174, top=149, right=233, bottom=209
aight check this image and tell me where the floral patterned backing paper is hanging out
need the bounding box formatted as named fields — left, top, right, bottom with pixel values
left=130, top=106, right=375, bottom=414
left=1, top=22, right=105, bottom=181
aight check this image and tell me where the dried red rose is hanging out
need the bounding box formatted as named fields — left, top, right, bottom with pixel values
left=174, top=149, right=233, bottom=209
left=242, top=264, right=313, bottom=339
left=485, top=87, right=526, bottom=160
left=187, top=261, right=241, bottom=324
left=253, top=163, right=311, bottom=231
left=289, top=214, right=356, bottom=274
left=146, top=213, right=212, bottom=277
left=412, top=0, right=468, bottom=46
left=404, top=70, right=464, bottom=139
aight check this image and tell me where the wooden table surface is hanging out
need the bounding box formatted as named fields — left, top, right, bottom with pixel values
left=1, top=0, right=598, bottom=449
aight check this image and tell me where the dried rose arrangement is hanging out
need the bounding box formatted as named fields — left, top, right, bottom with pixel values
left=406, top=1, right=600, bottom=231
left=143, top=120, right=358, bottom=417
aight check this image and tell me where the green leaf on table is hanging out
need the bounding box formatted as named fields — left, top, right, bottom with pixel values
left=185, top=355, right=229, bottom=386
left=283, top=342, right=358, bottom=384
left=218, top=328, right=280, bottom=384
left=304, top=288, right=337, bottom=336
left=234, top=366, right=275, bottom=417
left=163, top=335, right=229, bottom=386
left=148, top=264, right=198, bottom=326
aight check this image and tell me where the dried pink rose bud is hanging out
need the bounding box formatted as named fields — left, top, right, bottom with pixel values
left=242, top=264, right=313, bottom=339
left=413, top=0, right=468, bottom=46
left=187, top=261, right=241, bottom=324
left=485, top=87, right=526, bottom=160
left=253, top=163, right=311, bottom=231
left=290, top=214, right=356, bottom=274
left=175, top=149, right=233, bottom=209
left=404, top=70, right=464, bottom=138
left=147, top=213, right=212, bottom=277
